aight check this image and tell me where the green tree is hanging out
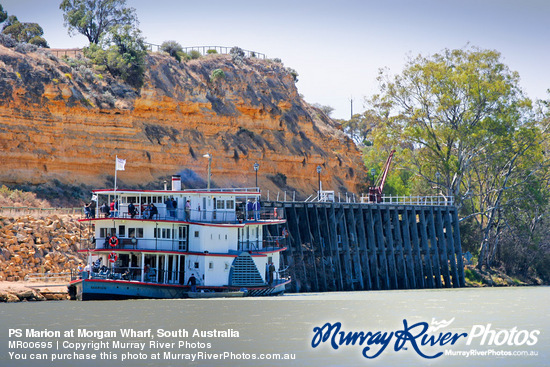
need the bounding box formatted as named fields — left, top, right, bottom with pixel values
left=84, top=24, right=146, bottom=87
left=0, top=4, right=7, bottom=24
left=364, top=47, right=549, bottom=269
left=60, top=0, right=137, bottom=44
left=1, top=15, right=49, bottom=47
left=312, top=103, right=335, bottom=117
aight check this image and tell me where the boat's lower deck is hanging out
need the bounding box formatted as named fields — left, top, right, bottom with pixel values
left=68, top=277, right=290, bottom=301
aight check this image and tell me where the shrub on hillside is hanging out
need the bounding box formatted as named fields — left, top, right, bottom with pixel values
left=230, top=46, right=245, bottom=65
left=160, top=40, right=183, bottom=62
left=210, top=68, right=225, bottom=82
left=0, top=33, right=17, bottom=48
left=189, top=50, right=201, bottom=60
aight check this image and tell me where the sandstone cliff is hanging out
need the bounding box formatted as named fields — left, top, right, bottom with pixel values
left=0, top=44, right=365, bottom=199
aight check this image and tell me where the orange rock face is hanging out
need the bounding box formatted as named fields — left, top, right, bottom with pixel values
left=0, top=45, right=365, bottom=199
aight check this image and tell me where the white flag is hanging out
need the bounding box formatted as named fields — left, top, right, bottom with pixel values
left=91, top=194, right=98, bottom=201
left=116, top=157, right=126, bottom=171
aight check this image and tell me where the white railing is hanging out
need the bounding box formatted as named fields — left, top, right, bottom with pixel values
left=188, top=187, right=259, bottom=193
left=360, top=195, right=454, bottom=206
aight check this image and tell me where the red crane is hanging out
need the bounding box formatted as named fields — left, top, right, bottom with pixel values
left=368, top=150, right=396, bottom=203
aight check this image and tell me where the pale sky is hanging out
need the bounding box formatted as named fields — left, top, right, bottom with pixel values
left=1, top=0, right=549, bottom=119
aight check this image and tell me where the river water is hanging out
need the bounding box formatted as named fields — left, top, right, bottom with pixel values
left=0, top=287, right=548, bottom=367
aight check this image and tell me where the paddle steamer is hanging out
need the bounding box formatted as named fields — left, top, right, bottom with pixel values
left=68, top=175, right=290, bottom=300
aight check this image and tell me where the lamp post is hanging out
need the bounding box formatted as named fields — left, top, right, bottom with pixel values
left=253, top=162, right=259, bottom=188
left=317, top=165, right=322, bottom=201
left=203, top=153, right=212, bottom=191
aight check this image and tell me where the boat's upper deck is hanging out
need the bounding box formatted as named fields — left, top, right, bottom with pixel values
left=84, top=187, right=284, bottom=224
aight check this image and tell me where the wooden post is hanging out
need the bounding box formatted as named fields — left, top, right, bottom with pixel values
left=418, top=209, right=435, bottom=288
left=355, top=206, right=373, bottom=290
left=346, top=205, right=363, bottom=289
left=383, top=207, right=399, bottom=289
left=365, top=207, right=381, bottom=290
left=373, top=206, right=391, bottom=290
left=309, top=204, right=328, bottom=291
left=328, top=204, right=344, bottom=290
left=337, top=205, right=354, bottom=290
left=407, top=208, right=425, bottom=288
left=426, top=208, right=443, bottom=288
left=434, top=207, right=452, bottom=287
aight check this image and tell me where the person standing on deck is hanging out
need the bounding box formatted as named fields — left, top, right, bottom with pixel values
left=188, top=274, right=197, bottom=292
left=165, top=197, right=173, bottom=218
left=185, top=200, right=191, bottom=221
left=268, top=262, right=275, bottom=285
left=253, top=199, right=261, bottom=220
left=172, top=198, right=177, bottom=217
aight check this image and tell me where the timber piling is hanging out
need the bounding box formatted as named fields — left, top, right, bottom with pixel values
left=264, top=201, right=465, bottom=293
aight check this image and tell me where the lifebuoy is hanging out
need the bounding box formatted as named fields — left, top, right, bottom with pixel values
left=109, top=252, right=118, bottom=263
left=109, top=236, right=119, bottom=247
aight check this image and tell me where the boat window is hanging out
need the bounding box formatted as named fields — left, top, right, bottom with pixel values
left=119, top=225, right=125, bottom=237
left=226, top=200, right=234, bottom=209
left=216, top=200, right=225, bottom=210
left=194, top=262, right=199, bottom=269
left=209, top=262, right=214, bottom=270
left=224, top=262, right=229, bottom=271
left=194, top=231, right=199, bottom=238
left=100, top=228, right=116, bottom=237
left=129, top=228, right=143, bottom=238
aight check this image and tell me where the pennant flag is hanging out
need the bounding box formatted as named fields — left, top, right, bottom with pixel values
left=116, top=157, right=126, bottom=171
left=91, top=194, right=98, bottom=201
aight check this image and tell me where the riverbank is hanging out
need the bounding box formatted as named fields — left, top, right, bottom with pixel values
left=464, top=264, right=543, bottom=287
left=0, top=280, right=69, bottom=302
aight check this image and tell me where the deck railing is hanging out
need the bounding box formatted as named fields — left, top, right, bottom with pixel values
left=360, top=195, right=454, bottom=206
left=88, top=207, right=284, bottom=223
left=81, top=236, right=283, bottom=253
left=0, top=206, right=83, bottom=216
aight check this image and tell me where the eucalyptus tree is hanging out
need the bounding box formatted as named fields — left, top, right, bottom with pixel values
left=366, top=47, right=548, bottom=269
left=0, top=4, right=7, bottom=24
left=60, top=0, right=137, bottom=44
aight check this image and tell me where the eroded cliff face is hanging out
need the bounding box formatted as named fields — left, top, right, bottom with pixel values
left=0, top=45, right=365, bottom=199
